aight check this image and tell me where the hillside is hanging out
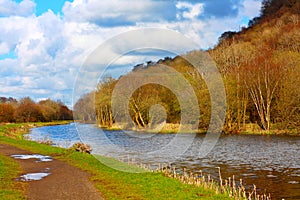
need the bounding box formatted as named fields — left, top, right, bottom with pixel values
left=74, top=0, right=300, bottom=134
left=210, top=0, right=300, bottom=132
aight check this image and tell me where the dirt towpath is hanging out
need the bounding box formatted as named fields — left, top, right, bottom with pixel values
left=0, top=143, right=103, bottom=200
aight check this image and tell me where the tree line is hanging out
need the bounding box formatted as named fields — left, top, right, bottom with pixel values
left=74, top=1, right=300, bottom=133
left=73, top=57, right=211, bottom=130
left=0, top=97, right=73, bottom=123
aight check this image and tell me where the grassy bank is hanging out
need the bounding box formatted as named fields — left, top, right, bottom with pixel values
left=99, top=122, right=299, bottom=136
left=0, top=122, right=231, bottom=200
left=0, top=121, right=72, bottom=139
left=0, top=153, right=26, bottom=199
left=227, top=123, right=300, bottom=136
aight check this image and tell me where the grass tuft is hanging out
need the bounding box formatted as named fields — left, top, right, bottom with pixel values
left=0, top=153, right=26, bottom=200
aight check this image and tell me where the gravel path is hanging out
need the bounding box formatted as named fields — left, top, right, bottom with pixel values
left=0, top=143, right=103, bottom=200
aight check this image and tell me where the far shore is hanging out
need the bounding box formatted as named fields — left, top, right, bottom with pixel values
left=94, top=122, right=300, bottom=136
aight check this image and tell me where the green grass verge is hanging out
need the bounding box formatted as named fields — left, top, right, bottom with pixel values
left=0, top=153, right=26, bottom=200
left=0, top=121, right=72, bottom=138
left=0, top=123, right=231, bottom=200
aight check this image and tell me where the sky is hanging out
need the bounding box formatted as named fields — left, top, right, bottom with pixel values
left=0, top=0, right=262, bottom=107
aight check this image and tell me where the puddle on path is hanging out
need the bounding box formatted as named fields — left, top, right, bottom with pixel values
left=19, top=173, right=51, bottom=181
left=11, top=154, right=53, bottom=162
left=11, top=154, right=53, bottom=181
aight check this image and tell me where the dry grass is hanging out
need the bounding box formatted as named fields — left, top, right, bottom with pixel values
left=156, top=165, right=271, bottom=200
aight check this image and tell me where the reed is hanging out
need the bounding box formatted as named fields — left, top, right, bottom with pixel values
left=157, top=165, right=272, bottom=200
left=120, top=156, right=271, bottom=200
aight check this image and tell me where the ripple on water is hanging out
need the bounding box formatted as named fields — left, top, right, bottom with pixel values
left=241, top=173, right=257, bottom=178
left=266, top=174, right=277, bottom=178
left=288, top=181, right=299, bottom=184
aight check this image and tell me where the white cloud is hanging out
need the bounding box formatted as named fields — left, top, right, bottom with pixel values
left=0, top=0, right=35, bottom=17
left=0, top=11, right=73, bottom=104
left=0, top=0, right=263, bottom=106
left=243, top=0, right=262, bottom=18
left=176, top=2, right=204, bottom=20
left=0, top=42, right=9, bottom=54
left=63, top=0, right=174, bottom=26
left=0, top=58, right=18, bottom=75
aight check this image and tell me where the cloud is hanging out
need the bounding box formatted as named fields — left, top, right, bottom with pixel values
left=0, top=0, right=36, bottom=17
left=0, top=0, right=263, bottom=106
left=243, top=0, right=262, bottom=18
left=0, top=42, right=9, bottom=54
left=62, top=0, right=255, bottom=27
left=60, top=0, right=262, bottom=49
left=201, top=0, right=243, bottom=18
left=0, top=58, right=20, bottom=76
left=63, top=0, right=176, bottom=27
left=0, top=10, right=76, bottom=104
left=0, top=15, right=40, bottom=58
left=176, top=2, right=204, bottom=20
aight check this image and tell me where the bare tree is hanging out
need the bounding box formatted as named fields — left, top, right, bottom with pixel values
left=243, top=49, right=282, bottom=131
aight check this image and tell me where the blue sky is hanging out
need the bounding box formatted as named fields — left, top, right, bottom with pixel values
left=0, top=0, right=262, bottom=107
left=34, top=0, right=66, bottom=15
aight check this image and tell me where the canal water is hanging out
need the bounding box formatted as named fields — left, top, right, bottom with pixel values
left=28, top=123, right=300, bottom=200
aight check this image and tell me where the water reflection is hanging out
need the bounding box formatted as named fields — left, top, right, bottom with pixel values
left=11, top=154, right=53, bottom=162
left=20, top=173, right=51, bottom=181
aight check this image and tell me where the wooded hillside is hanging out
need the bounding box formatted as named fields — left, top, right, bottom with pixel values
left=74, top=0, right=300, bottom=133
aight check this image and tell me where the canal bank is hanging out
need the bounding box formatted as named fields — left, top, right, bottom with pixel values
left=28, top=123, right=300, bottom=199
left=0, top=122, right=232, bottom=200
